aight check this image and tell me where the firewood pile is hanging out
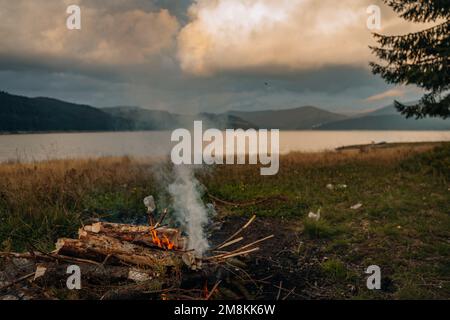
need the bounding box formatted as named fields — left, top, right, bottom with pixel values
left=0, top=205, right=273, bottom=300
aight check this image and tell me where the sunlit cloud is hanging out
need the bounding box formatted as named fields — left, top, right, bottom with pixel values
left=177, top=0, right=434, bottom=77
left=177, top=0, right=380, bottom=76
left=364, top=88, right=406, bottom=102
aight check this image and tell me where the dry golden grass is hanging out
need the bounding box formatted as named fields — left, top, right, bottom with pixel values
left=282, top=143, right=439, bottom=167
left=0, top=157, right=147, bottom=211
left=0, top=157, right=158, bottom=251
left=0, top=143, right=438, bottom=218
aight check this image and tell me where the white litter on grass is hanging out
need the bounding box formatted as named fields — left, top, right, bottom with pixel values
left=34, top=266, right=47, bottom=280
left=308, top=208, right=321, bottom=221
left=143, top=195, right=156, bottom=213
left=326, top=184, right=348, bottom=190
left=351, top=203, right=363, bottom=210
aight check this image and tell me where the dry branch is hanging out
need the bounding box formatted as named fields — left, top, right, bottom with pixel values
left=212, top=215, right=256, bottom=250
left=216, top=237, right=244, bottom=250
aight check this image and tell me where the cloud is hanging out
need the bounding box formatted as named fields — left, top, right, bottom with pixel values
left=177, top=0, right=370, bottom=75
left=0, top=0, right=180, bottom=68
left=364, top=88, right=405, bottom=102
left=176, top=0, right=432, bottom=76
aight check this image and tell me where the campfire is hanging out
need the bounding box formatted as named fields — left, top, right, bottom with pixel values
left=151, top=229, right=175, bottom=251
left=0, top=197, right=273, bottom=300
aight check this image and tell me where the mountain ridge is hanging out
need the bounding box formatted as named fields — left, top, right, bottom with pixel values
left=1, top=91, right=449, bottom=132
left=316, top=102, right=450, bottom=131
left=227, top=106, right=348, bottom=130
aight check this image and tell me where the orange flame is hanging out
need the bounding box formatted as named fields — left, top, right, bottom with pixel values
left=151, top=229, right=175, bottom=250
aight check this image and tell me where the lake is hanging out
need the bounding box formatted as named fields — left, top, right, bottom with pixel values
left=0, top=131, right=450, bottom=163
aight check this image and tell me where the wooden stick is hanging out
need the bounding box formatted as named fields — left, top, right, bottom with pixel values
left=232, top=235, right=274, bottom=253
left=51, top=254, right=101, bottom=266
left=216, top=237, right=244, bottom=250
left=212, top=215, right=256, bottom=250
left=0, top=272, right=35, bottom=292
left=29, top=240, right=102, bottom=266
left=214, top=247, right=260, bottom=261
left=205, top=280, right=222, bottom=300
left=206, top=234, right=273, bottom=261
left=0, top=251, right=100, bottom=266
left=282, top=287, right=296, bottom=300
left=242, top=215, right=257, bottom=229
left=276, top=281, right=283, bottom=300
left=148, top=210, right=155, bottom=228
left=154, top=208, right=169, bottom=228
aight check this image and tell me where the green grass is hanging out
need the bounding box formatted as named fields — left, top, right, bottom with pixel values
left=201, top=143, right=450, bottom=299
left=321, top=259, right=353, bottom=282
left=303, top=219, right=343, bottom=239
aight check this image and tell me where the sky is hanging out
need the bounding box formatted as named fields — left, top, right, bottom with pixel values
left=0, top=0, right=432, bottom=114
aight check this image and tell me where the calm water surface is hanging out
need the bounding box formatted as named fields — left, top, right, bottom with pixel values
left=0, top=131, right=449, bottom=162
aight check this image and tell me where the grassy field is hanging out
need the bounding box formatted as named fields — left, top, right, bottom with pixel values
left=0, top=142, right=449, bottom=299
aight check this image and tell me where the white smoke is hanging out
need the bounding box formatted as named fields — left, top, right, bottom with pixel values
left=168, top=165, right=210, bottom=256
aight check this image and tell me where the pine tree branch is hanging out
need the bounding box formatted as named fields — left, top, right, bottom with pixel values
left=384, top=0, right=450, bottom=23
left=372, top=21, right=449, bottom=42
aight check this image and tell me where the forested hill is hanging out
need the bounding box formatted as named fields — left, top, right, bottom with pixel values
left=0, top=91, right=132, bottom=132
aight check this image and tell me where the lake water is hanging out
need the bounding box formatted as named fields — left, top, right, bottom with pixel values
left=0, top=131, right=449, bottom=162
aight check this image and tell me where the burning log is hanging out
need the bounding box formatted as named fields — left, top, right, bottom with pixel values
left=56, top=231, right=180, bottom=269
left=82, top=222, right=186, bottom=251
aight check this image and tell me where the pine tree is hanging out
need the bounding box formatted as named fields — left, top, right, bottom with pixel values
left=370, top=0, right=450, bottom=119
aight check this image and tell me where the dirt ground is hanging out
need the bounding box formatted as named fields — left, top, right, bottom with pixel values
left=209, top=216, right=318, bottom=300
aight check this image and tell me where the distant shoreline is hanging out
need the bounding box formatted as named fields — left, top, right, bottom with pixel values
left=0, top=130, right=145, bottom=136
left=335, top=141, right=446, bottom=151
left=1, top=129, right=450, bottom=136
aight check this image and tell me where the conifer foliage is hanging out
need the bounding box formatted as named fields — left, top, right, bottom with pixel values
left=370, top=0, right=450, bottom=118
